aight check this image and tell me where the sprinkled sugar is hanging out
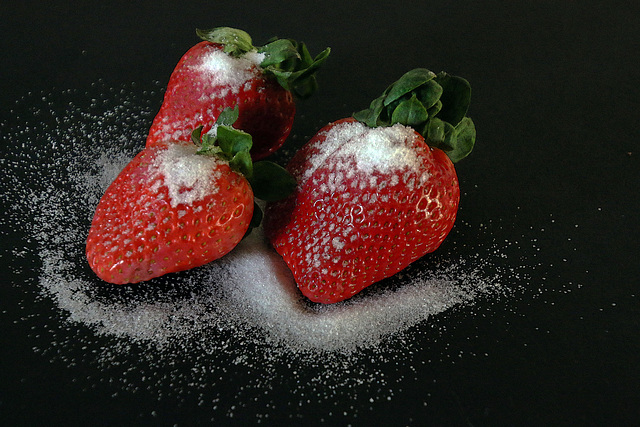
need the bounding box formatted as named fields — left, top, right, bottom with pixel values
left=153, top=143, right=222, bottom=207
left=302, top=121, right=425, bottom=185
left=0, top=82, right=544, bottom=422
left=198, top=49, right=265, bottom=95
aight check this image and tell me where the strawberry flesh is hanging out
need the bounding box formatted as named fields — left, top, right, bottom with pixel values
left=146, top=42, right=295, bottom=160
left=86, top=141, right=253, bottom=284
left=264, top=118, right=460, bottom=304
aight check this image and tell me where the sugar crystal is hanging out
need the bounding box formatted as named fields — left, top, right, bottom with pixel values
left=302, top=121, right=424, bottom=186
left=153, top=144, right=222, bottom=208
left=197, top=49, right=264, bottom=94
left=0, top=82, right=539, bottom=421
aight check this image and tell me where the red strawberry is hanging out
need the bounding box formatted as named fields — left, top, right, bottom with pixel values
left=147, top=27, right=330, bottom=160
left=87, top=107, right=295, bottom=284
left=264, top=69, right=476, bottom=303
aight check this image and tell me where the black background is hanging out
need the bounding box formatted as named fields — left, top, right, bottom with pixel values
left=2, top=1, right=639, bottom=425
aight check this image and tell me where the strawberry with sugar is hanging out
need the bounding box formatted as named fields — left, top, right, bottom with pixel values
left=87, top=107, right=295, bottom=284
left=264, top=69, right=476, bottom=303
left=147, top=27, right=330, bottom=160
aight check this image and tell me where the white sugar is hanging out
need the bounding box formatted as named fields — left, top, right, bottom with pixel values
left=243, top=51, right=266, bottom=68
left=216, top=227, right=498, bottom=353
left=301, top=121, right=425, bottom=185
left=198, top=49, right=265, bottom=93
left=332, top=236, right=345, bottom=250
left=2, top=83, right=536, bottom=420
left=153, top=144, right=222, bottom=208
left=358, top=126, right=421, bottom=171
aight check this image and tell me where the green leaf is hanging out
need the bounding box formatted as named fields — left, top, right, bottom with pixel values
left=229, top=150, right=253, bottom=178
left=415, top=79, right=444, bottom=109
left=425, top=118, right=455, bottom=150
left=434, top=72, right=471, bottom=126
left=391, top=94, right=429, bottom=127
left=353, top=97, right=386, bottom=128
left=249, top=161, right=297, bottom=202
left=216, top=126, right=253, bottom=158
left=191, top=106, right=297, bottom=201
left=259, top=39, right=300, bottom=68
left=383, top=68, right=437, bottom=106
left=352, top=68, right=476, bottom=161
left=288, top=47, right=331, bottom=99
left=215, top=105, right=239, bottom=126
left=427, top=99, right=442, bottom=117
left=447, top=117, right=476, bottom=163
left=297, top=41, right=314, bottom=66
left=193, top=126, right=222, bottom=156
left=197, top=137, right=221, bottom=156
left=191, top=126, right=204, bottom=147
left=193, top=107, right=253, bottom=172
left=269, top=68, right=294, bottom=89
left=196, top=27, right=254, bottom=56
left=290, top=77, right=319, bottom=100
left=260, top=41, right=330, bottom=99
left=425, top=118, right=446, bottom=144
left=196, top=28, right=329, bottom=98
left=442, top=122, right=457, bottom=152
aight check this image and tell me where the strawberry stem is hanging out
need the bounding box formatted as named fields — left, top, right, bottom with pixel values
left=191, top=107, right=296, bottom=237
left=353, top=68, right=476, bottom=163
left=259, top=39, right=331, bottom=99
left=196, top=26, right=330, bottom=99
left=195, top=27, right=254, bottom=57
left=191, top=107, right=297, bottom=199
left=192, top=107, right=254, bottom=178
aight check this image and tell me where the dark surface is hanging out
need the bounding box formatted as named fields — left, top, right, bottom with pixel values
left=2, top=1, right=639, bottom=425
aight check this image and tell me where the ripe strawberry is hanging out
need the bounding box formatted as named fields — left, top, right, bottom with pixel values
left=264, top=69, right=476, bottom=303
left=146, top=27, right=330, bottom=160
left=87, top=107, right=295, bottom=284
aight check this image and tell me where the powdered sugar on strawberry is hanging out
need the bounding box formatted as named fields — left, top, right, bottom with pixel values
left=197, top=49, right=265, bottom=98
left=299, top=121, right=429, bottom=193
left=265, top=117, right=460, bottom=303
left=153, top=144, right=223, bottom=208
left=294, top=121, right=430, bottom=193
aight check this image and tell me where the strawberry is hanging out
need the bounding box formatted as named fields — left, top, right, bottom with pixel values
left=87, top=107, right=295, bottom=284
left=264, top=69, right=476, bottom=304
left=146, top=27, right=330, bottom=160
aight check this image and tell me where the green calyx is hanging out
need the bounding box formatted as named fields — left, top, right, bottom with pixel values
left=191, top=106, right=297, bottom=235
left=192, top=106, right=253, bottom=176
left=196, top=26, right=330, bottom=99
left=196, top=27, right=254, bottom=56
left=353, top=68, right=476, bottom=163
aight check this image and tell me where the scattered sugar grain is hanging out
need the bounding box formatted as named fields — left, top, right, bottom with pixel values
left=214, top=227, right=502, bottom=353
left=0, top=82, right=547, bottom=421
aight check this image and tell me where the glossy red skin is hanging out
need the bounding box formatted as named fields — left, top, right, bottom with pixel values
left=264, top=118, right=460, bottom=304
left=86, top=141, right=253, bottom=284
left=146, top=41, right=295, bottom=160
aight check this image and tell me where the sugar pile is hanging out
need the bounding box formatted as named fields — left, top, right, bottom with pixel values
left=0, top=82, right=531, bottom=421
